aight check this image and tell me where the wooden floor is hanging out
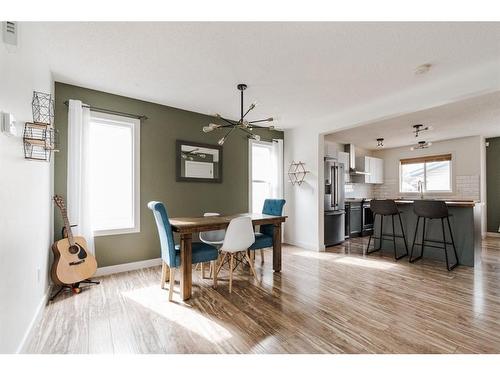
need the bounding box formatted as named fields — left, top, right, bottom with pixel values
left=25, top=237, right=500, bottom=353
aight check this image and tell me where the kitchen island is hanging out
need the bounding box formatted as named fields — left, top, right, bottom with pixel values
left=373, top=199, right=480, bottom=267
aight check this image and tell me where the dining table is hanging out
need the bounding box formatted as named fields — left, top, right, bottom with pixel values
left=169, top=212, right=287, bottom=300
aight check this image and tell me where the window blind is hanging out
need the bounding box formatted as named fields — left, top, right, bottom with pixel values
left=400, top=153, right=452, bottom=165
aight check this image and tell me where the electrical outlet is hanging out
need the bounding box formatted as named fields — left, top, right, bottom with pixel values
left=37, top=268, right=41, bottom=283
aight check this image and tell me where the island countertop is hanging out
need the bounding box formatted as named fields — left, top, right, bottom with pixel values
left=393, top=199, right=476, bottom=208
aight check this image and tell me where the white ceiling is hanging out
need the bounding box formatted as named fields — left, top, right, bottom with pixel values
left=26, top=22, right=500, bottom=129
left=325, top=90, right=500, bottom=149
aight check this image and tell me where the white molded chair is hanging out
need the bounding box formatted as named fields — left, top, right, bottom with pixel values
left=200, top=213, right=226, bottom=246
left=215, top=216, right=257, bottom=293
left=199, top=212, right=226, bottom=278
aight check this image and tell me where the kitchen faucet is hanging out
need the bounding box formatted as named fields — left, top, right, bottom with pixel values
left=417, top=180, right=424, bottom=199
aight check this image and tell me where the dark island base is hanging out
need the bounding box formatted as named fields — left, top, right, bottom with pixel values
left=372, top=203, right=479, bottom=267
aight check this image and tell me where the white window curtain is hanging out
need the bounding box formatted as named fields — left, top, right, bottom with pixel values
left=67, top=99, right=95, bottom=255
left=271, top=139, right=284, bottom=199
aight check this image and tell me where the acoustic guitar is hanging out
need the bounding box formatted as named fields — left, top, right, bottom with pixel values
left=52, top=195, right=97, bottom=285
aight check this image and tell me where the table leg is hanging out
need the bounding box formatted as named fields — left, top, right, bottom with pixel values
left=180, top=233, right=192, bottom=300
left=273, top=223, right=282, bottom=272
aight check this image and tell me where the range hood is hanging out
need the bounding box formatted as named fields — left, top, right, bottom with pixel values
left=344, top=144, right=370, bottom=175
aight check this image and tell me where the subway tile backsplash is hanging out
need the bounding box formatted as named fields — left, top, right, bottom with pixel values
left=371, top=175, right=480, bottom=201
left=345, top=183, right=374, bottom=199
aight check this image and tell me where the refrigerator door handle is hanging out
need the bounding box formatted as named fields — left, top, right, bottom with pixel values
left=331, top=166, right=336, bottom=209
left=335, top=165, right=339, bottom=210
left=332, top=165, right=337, bottom=210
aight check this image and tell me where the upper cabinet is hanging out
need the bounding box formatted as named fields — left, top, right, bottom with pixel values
left=370, top=156, right=384, bottom=184
left=355, top=156, right=384, bottom=184
left=337, top=151, right=350, bottom=183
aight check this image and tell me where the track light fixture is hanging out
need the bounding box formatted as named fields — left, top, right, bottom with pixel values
left=412, top=124, right=432, bottom=137
left=410, top=140, right=432, bottom=151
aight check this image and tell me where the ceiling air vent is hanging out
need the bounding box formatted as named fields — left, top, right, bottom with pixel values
left=3, top=21, right=18, bottom=46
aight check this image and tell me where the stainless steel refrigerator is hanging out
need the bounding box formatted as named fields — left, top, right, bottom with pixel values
left=324, top=157, right=345, bottom=246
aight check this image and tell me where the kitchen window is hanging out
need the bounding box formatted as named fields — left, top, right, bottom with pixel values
left=400, top=154, right=452, bottom=193
left=89, top=112, right=140, bottom=236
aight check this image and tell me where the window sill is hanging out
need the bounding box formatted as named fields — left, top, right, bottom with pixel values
left=93, top=227, right=140, bottom=237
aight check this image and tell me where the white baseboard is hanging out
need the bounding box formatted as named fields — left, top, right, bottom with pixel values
left=16, top=289, right=50, bottom=354
left=94, top=257, right=162, bottom=277
left=283, top=239, right=319, bottom=251
left=486, top=232, right=500, bottom=238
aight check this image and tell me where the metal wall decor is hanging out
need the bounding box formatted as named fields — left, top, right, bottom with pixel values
left=288, top=161, right=309, bottom=186
left=202, top=83, right=275, bottom=145
left=23, top=91, right=58, bottom=161
left=32, top=91, right=54, bottom=125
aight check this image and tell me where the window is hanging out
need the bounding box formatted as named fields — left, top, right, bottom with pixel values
left=249, top=139, right=284, bottom=213
left=89, top=112, right=140, bottom=235
left=400, top=154, right=452, bottom=193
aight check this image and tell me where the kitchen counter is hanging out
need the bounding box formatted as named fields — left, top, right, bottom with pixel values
left=373, top=201, right=480, bottom=267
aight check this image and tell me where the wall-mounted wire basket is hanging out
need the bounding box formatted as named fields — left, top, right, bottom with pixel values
left=32, top=91, right=54, bottom=125
left=23, top=122, right=59, bottom=161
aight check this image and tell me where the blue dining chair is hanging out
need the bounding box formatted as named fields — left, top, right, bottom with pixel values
left=249, top=199, right=286, bottom=263
left=147, top=201, right=219, bottom=301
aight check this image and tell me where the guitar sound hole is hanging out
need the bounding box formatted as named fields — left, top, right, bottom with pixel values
left=69, top=245, right=80, bottom=254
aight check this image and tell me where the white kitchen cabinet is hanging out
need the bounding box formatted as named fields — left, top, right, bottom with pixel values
left=355, top=156, right=384, bottom=184
left=337, top=151, right=350, bottom=182
left=371, top=157, right=384, bottom=184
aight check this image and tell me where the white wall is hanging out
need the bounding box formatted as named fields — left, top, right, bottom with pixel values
left=284, top=127, right=321, bottom=250
left=371, top=136, right=483, bottom=201
left=0, top=23, right=53, bottom=353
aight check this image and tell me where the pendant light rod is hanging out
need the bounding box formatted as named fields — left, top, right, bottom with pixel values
left=241, top=88, right=244, bottom=120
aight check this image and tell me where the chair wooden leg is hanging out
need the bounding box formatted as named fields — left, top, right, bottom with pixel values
left=201, top=263, right=206, bottom=279
left=216, top=252, right=227, bottom=276
left=168, top=268, right=176, bottom=301
left=161, top=261, right=167, bottom=289
left=246, top=252, right=259, bottom=282
left=229, top=254, right=234, bottom=293
left=212, top=260, right=217, bottom=288
left=260, top=249, right=265, bottom=264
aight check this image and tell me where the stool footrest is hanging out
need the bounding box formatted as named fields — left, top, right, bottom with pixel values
left=371, top=233, right=406, bottom=241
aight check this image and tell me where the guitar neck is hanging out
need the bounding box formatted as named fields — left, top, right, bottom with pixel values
left=60, top=208, right=75, bottom=245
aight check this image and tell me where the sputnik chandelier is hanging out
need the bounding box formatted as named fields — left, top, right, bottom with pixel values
left=203, top=84, right=275, bottom=145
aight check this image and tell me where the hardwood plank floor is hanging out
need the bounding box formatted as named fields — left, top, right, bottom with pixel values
left=25, top=237, right=500, bottom=353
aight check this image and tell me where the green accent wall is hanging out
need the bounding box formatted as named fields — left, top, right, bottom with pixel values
left=487, top=137, right=500, bottom=233
left=54, top=83, right=283, bottom=267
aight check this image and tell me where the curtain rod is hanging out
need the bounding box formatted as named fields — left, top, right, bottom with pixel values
left=63, top=101, right=148, bottom=120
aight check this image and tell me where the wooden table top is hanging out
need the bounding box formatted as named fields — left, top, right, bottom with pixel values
left=169, top=213, right=287, bottom=233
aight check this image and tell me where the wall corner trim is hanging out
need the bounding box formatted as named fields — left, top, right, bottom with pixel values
left=94, top=257, right=162, bottom=277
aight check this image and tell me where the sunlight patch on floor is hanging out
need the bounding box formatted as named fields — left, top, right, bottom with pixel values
left=122, top=285, right=232, bottom=343
left=292, top=251, right=342, bottom=260
left=333, top=256, right=396, bottom=270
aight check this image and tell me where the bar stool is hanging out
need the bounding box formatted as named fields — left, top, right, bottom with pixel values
left=366, top=199, right=408, bottom=260
left=410, top=200, right=459, bottom=271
